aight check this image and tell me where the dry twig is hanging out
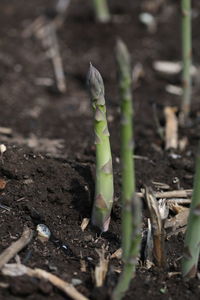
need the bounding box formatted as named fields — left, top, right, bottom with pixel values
left=23, top=16, right=66, bottom=93
left=94, top=246, right=109, bottom=287
left=54, top=0, right=71, bottom=28
left=80, top=218, right=90, bottom=232
left=137, top=189, right=192, bottom=199
left=0, top=227, right=33, bottom=270
left=144, top=187, right=166, bottom=267
left=167, top=198, right=191, bottom=205
left=165, top=208, right=189, bottom=230
left=0, top=127, right=12, bottom=136
left=1, top=263, right=88, bottom=300
left=111, top=248, right=122, bottom=260
left=36, top=22, right=66, bottom=93
left=164, top=106, right=178, bottom=150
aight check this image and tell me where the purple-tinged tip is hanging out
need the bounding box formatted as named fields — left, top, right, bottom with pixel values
left=87, top=64, right=105, bottom=103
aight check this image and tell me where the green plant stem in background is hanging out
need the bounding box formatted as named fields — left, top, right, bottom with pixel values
left=87, top=63, right=114, bottom=232
left=116, top=39, right=135, bottom=262
left=182, top=143, right=200, bottom=278
left=181, top=0, right=192, bottom=124
left=112, top=195, right=141, bottom=300
left=112, top=40, right=141, bottom=300
left=92, top=0, right=110, bottom=23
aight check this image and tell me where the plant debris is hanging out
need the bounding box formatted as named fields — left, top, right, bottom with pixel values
left=94, top=246, right=109, bottom=287
left=0, top=227, right=33, bottom=270
left=0, top=179, right=7, bottom=191
left=144, top=187, right=166, bottom=267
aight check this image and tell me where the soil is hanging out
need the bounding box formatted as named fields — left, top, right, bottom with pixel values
left=0, top=0, right=200, bottom=299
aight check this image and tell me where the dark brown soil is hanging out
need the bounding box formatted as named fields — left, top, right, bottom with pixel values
left=0, top=0, right=200, bottom=299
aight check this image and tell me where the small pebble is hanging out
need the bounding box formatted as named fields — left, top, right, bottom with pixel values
left=0, top=144, right=7, bottom=154
left=36, top=224, right=51, bottom=241
left=48, top=265, right=58, bottom=272
left=139, top=12, right=156, bottom=33
left=87, top=257, right=93, bottom=261
left=115, top=157, right=120, bottom=163
left=71, top=278, right=82, bottom=286
left=168, top=153, right=181, bottom=159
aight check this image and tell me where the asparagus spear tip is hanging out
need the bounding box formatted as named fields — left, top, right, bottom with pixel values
left=87, top=64, right=114, bottom=232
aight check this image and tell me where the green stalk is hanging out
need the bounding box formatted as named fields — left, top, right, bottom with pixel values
left=87, top=63, right=114, bottom=232
left=182, top=143, right=200, bottom=278
left=111, top=40, right=141, bottom=300
left=180, top=0, right=192, bottom=124
left=116, top=39, right=135, bottom=262
left=112, top=195, right=141, bottom=300
left=92, top=0, right=110, bottom=23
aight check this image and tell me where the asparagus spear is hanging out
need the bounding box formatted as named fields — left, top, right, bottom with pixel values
left=112, top=195, right=141, bottom=300
left=92, top=0, right=110, bottom=23
left=87, top=63, right=114, bottom=232
left=180, top=0, right=192, bottom=124
left=182, top=143, right=200, bottom=278
left=115, top=39, right=135, bottom=261
left=112, top=40, right=142, bottom=300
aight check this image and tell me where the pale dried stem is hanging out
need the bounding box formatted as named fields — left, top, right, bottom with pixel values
left=0, top=227, right=33, bottom=270
left=94, top=247, right=109, bottom=287
left=0, top=127, right=12, bottom=136
left=23, top=17, right=66, bottom=93
left=37, top=23, right=66, bottom=93
left=164, top=209, right=189, bottom=229
left=2, top=263, right=88, bottom=300
left=137, top=189, right=192, bottom=199
left=144, top=187, right=166, bottom=267
left=164, top=106, right=178, bottom=150
left=54, top=0, right=71, bottom=28
left=167, top=198, right=191, bottom=205
left=167, top=227, right=186, bottom=238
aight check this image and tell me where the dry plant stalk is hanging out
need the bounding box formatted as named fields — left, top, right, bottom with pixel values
left=167, top=199, right=191, bottom=205
left=37, top=22, right=66, bottom=93
left=143, top=218, right=154, bottom=268
left=137, top=189, right=192, bottom=199
left=23, top=0, right=70, bottom=36
left=164, top=106, right=178, bottom=150
left=0, top=127, right=12, bottom=136
left=2, top=263, right=88, bottom=300
left=169, top=203, right=188, bottom=214
left=94, top=246, right=109, bottom=287
left=164, top=207, right=189, bottom=230
left=23, top=17, right=66, bottom=93
left=167, top=227, right=186, bottom=238
left=80, top=218, right=90, bottom=231
left=54, top=0, right=71, bottom=28
left=22, top=16, right=46, bottom=38
left=144, top=187, right=165, bottom=267
left=111, top=248, right=122, bottom=260
left=0, top=227, right=33, bottom=270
